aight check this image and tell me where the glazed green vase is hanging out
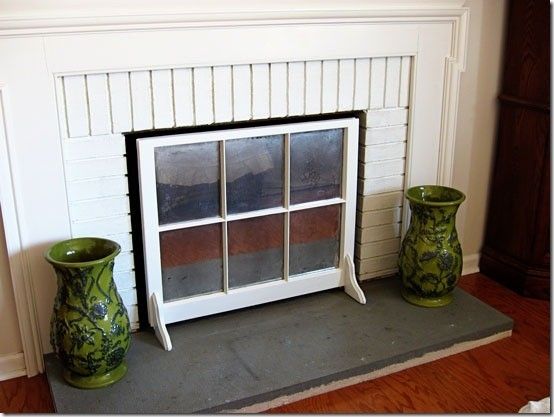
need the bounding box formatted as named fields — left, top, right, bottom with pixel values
left=398, top=185, right=466, bottom=307
left=45, top=237, right=131, bottom=389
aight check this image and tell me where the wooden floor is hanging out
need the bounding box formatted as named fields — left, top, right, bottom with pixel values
left=0, top=273, right=549, bottom=413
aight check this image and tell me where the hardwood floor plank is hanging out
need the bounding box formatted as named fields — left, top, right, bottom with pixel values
left=0, top=273, right=549, bottom=413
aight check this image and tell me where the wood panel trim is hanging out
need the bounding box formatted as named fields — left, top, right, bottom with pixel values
left=498, top=94, right=550, bottom=113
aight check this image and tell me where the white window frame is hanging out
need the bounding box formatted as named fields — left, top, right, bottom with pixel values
left=137, top=117, right=365, bottom=350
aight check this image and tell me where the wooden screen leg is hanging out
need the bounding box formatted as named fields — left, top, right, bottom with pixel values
left=343, top=254, right=366, bottom=304
left=150, top=293, right=172, bottom=351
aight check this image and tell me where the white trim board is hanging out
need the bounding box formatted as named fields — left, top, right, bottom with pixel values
left=0, top=352, right=26, bottom=381
left=231, top=329, right=511, bottom=413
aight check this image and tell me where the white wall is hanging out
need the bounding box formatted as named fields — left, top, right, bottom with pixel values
left=0, top=207, right=22, bottom=355
left=454, top=0, right=507, bottom=264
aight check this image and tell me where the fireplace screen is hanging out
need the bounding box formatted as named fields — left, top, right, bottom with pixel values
left=137, top=118, right=361, bottom=349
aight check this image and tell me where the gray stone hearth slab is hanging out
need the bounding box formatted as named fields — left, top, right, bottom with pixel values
left=44, top=277, right=513, bottom=414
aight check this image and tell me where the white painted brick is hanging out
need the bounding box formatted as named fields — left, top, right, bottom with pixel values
left=357, top=191, right=404, bottom=212
left=270, top=63, right=287, bottom=117
left=251, top=64, right=270, bottom=119
left=65, top=156, right=127, bottom=181
left=338, top=59, right=355, bottom=111
left=359, top=174, right=404, bottom=195
left=288, top=62, right=305, bottom=116
left=213, top=66, right=233, bottom=123
left=232, top=65, right=251, bottom=121
left=87, top=74, right=111, bottom=135
left=63, top=135, right=125, bottom=161
left=305, top=61, right=322, bottom=115
left=384, top=57, right=401, bottom=108
left=357, top=253, right=399, bottom=274
left=356, top=207, right=403, bottom=228
left=130, top=71, right=153, bottom=131
left=355, top=238, right=401, bottom=259
left=360, top=125, right=407, bottom=145
left=63, top=75, right=89, bottom=137
left=399, top=56, right=412, bottom=107
left=193, top=67, right=214, bottom=125
left=356, top=222, right=401, bottom=244
left=173, top=68, right=194, bottom=126
left=359, top=158, right=405, bottom=179
left=72, top=214, right=131, bottom=236
left=353, top=58, right=370, bottom=110
left=361, top=108, right=409, bottom=128
left=152, top=69, right=175, bottom=129
left=69, top=195, right=130, bottom=222
left=114, top=270, right=137, bottom=291
left=67, top=176, right=129, bottom=202
left=108, top=72, right=132, bottom=133
left=369, top=58, right=386, bottom=109
left=321, top=60, right=339, bottom=113
left=359, top=142, right=406, bottom=163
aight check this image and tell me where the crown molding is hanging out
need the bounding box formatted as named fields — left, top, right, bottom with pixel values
left=0, top=0, right=467, bottom=37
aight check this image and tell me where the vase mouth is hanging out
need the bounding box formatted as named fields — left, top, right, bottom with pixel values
left=406, top=185, right=466, bottom=207
left=45, top=237, right=121, bottom=267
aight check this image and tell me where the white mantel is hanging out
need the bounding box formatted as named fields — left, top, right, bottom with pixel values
left=0, top=0, right=468, bottom=378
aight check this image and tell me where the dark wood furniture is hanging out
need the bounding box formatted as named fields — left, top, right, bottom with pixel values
left=480, top=0, right=550, bottom=299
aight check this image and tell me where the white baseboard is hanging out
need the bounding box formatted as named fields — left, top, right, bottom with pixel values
left=462, top=253, right=480, bottom=276
left=0, top=352, right=26, bottom=381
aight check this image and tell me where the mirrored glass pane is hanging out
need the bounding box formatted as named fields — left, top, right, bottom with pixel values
left=290, top=205, right=341, bottom=275
left=228, top=214, right=284, bottom=288
left=160, top=224, right=223, bottom=301
left=290, top=129, right=343, bottom=204
left=155, top=142, right=220, bottom=225
left=226, top=135, right=284, bottom=214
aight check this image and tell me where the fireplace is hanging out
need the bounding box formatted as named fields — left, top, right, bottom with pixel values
left=0, top=1, right=469, bottom=375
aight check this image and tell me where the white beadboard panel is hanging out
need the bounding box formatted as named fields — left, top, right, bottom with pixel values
left=355, top=238, right=401, bottom=259
left=213, top=65, right=234, bottom=123
left=63, top=134, right=126, bottom=161
left=209, top=65, right=233, bottom=123
left=69, top=195, right=130, bottom=222
left=359, top=175, right=404, bottom=195
left=399, top=56, right=412, bottom=108
left=72, top=214, right=131, bottom=236
left=151, top=69, right=175, bottom=129
left=108, top=72, right=133, bottom=133
left=384, top=57, right=401, bottom=108
left=359, top=158, right=405, bottom=179
left=173, top=68, right=195, bottom=126
left=65, top=156, right=127, bottom=181
left=130, top=71, right=153, bottom=131
left=356, top=222, right=401, bottom=244
left=67, top=176, right=129, bottom=202
left=114, top=270, right=136, bottom=291
left=321, top=60, right=339, bottom=113
left=359, top=269, right=398, bottom=281
left=288, top=62, right=305, bottom=116
left=232, top=65, right=252, bottom=121
left=119, top=287, right=138, bottom=305
left=338, top=59, right=355, bottom=111
left=357, top=253, right=399, bottom=275
left=359, top=141, right=407, bottom=163
left=269, top=63, right=287, bottom=118
left=251, top=64, right=270, bottom=119
left=369, top=58, right=386, bottom=109
left=304, top=61, right=322, bottom=115
left=356, top=207, right=403, bottom=228
left=86, top=74, right=111, bottom=136
left=353, top=58, right=370, bottom=110
left=357, top=191, right=404, bottom=212
left=193, top=67, right=214, bottom=125
left=360, top=125, right=407, bottom=146
left=63, top=75, right=89, bottom=138
left=361, top=108, right=409, bottom=128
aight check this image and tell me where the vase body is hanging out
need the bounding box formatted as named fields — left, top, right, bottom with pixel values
left=45, top=237, right=131, bottom=389
left=398, top=185, right=466, bottom=307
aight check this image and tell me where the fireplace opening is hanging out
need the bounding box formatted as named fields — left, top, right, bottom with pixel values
left=125, top=112, right=363, bottom=331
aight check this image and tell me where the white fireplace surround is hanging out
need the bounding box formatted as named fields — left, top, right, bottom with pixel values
left=0, top=0, right=468, bottom=377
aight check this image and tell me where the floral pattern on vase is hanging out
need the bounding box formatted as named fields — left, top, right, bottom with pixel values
left=398, top=185, right=466, bottom=307
left=45, top=237, right=131, bottom=389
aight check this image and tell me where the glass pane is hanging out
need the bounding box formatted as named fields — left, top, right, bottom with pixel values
left=160, top=224, right=223, bottom=301
left=228, top=214, right=284, bottom=288
left=290, top=128, right=343, bottom=204
left=290, top=205, right=341, bottom=275
left=155, top=142, right=220, bottom=225
left=226, top=135, right=284, bottom=214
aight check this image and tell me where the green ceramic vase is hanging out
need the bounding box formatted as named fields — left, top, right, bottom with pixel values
left=45, top=237, right=131, bottom=389
left=398, top=185, right=466, bottom=307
